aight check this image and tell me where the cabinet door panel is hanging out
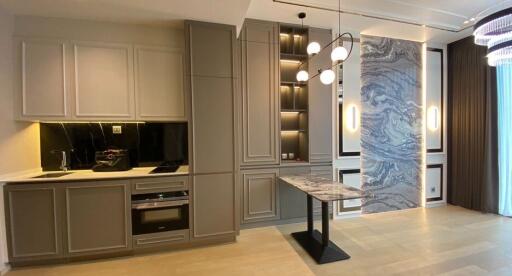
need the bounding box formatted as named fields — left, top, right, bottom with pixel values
left=135, top=46, right=186, bottom=121
left=308, top=28, right=333, bottom=163
left=193, top=173, right=235, bottom=238
left=17, top=38, right=67, bottom=118
left=241, top=20, right=278, bottom=44
left=5, top=184, right=63, bottom=261
left=240, top=39, right=279, bottom=166
left=192, top=76, right=234, bottom=173
left=278, top=166, right=309, bottom=219
left=241, top=169, right=279, bottom=223
left=65, top=181, right=130, bottom=255
left=72, top=41, right=134, bottom=119
left=187, top=23, right=235, bottom=78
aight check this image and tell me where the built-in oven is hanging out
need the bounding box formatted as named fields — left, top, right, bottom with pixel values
left=131, top=191, right=189, bottom=235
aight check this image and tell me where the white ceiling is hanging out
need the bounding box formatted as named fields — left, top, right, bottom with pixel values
left=0, top=0, right=509, bottom=43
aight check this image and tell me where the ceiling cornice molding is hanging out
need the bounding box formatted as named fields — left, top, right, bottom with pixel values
left=272, top=0, right=475, bottom=33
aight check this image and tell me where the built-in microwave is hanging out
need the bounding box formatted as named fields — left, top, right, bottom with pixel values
left=131, top=191, right=189, bottom=236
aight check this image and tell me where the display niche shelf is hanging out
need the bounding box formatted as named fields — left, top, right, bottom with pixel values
left=279, top=24, right=309, bottom=163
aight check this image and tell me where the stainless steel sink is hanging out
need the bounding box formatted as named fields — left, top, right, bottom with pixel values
left=32, top=172, right=73, bottom=178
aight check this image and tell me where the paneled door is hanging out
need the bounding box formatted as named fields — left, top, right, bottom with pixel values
left=135, top=45, right=186, bottom=121
left=15, top=38, right=69, bottom=120
left=239, top=20, right=280, bottom=166
left=241, top=169, right=280, bottom=223
left=64, top=180, right=131, bottom=256
left=5, top=183, right=64, bottom=262
left=71, top=41, right=135, bottom=120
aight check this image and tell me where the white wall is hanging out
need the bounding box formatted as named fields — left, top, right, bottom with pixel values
left=0, top=8, right=42, bottom=272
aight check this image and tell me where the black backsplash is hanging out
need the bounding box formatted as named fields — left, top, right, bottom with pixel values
left=40, top=122, right=188, bottom=171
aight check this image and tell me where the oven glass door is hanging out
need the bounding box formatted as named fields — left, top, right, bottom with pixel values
left=132, top=203, right=189, bottom=235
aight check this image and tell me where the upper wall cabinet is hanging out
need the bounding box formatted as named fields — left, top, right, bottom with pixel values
left=239, top=20, right=280, bottom=166
left=135, top=46, right=186, bottom=121
left=15, top=37, right=186, bottom=122
left=187, top=22, right=235, bottom=78
left=308, top=28, right=333, bottom=163
left=71, top=41, right=135, bottom=120
left=15, top=38, right=69, bottom=120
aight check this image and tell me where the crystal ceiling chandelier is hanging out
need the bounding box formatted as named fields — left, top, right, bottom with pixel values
left=474, top=7, right=512, bottom=66
left=295, top=0, right=354, bottom=85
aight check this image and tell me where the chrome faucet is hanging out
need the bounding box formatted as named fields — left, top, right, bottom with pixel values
left=59, top=151, right=69, bottom=172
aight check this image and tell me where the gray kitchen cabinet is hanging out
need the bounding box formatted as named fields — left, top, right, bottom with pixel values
left=186, top=21, right=236, bottom=174
left=14, top=37, right=69, bottom=121
left=134, top=45, right=186, bottom=121
left=308, top=28, right=333, bottom=163
left=186, top=21, right=236, bottom=78
left=190, top=76, right=234, bottom=173
left=241, top=19, right=278, bottom=44
left=70, top=41, right=135, bottom=120
left=192, top=173, right=236, bottom=239
left=241, top=169, right=279, bottom=224
left=279, top=166, right=309, bottom=219
left=64, top=180, right=131, bottom=256
left=4, top=183, right=64, bottom=263
left=239, top=20, right=280, bottom=166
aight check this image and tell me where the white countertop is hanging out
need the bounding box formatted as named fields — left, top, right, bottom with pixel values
left=1, top=165, right=189, bottom=184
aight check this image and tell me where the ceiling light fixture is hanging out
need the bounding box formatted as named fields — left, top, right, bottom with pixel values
left=294, top=0, right=354, bottom=85
left=474, top=7, right=512, bottom=66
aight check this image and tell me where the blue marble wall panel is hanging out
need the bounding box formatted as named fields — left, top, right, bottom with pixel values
left=360, top=35, right=423, bottom=214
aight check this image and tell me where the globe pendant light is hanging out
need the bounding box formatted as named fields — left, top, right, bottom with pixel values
left=296, top=70, right=309, bottom=82
left=320, top=69, right=335, bottom=85
left=292, top=0, right=354, bottom=86
left=474, top=7, right=512, bottom=66
left=307, top=42, right=321, bottom=55
left=331, top=46, right=348, bottom=62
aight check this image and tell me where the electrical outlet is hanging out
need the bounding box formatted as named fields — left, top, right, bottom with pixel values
left=112, top=125, right=122, bottom=134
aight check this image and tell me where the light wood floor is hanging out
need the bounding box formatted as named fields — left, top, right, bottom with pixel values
left=5, top=205, right=512, bottom=276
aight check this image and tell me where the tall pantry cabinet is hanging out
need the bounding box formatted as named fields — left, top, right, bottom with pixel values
left=185, top=21, right=238, bottom=240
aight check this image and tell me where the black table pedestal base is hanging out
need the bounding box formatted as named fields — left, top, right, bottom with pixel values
left=291, top=230, right=351, bottom=264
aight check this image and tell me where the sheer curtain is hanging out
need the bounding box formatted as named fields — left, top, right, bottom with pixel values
left=498, top=64, right=512, bottom=216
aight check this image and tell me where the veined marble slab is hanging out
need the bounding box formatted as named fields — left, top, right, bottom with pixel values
left=360, top=35, right=423, bottom=213
left=279, top=174, right=368, bottom=202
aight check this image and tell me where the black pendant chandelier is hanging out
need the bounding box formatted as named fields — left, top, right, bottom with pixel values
left=474, top=7, right=512, bottom=66
left=295, top=0, right=354, bottom=85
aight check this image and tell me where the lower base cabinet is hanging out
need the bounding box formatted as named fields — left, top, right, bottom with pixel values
left=278, top=165, right=333, bottom=220
left=65, top=180, right=131, bottom=256
left=4, top=183, right=64, bottom=263
left=4, top=180, right=131, bottom=265
left=192, top=173, right=236, bottom=239
left=241, top=169, right=279, bottom=224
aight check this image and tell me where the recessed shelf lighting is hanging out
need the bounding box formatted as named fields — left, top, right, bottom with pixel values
left=281, top=59, right=302, bottom=64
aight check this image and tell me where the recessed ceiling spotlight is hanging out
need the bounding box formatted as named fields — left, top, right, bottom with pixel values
left=470, top=17, right=476, bottom=21
left=464, top=20, right=469, bottom=24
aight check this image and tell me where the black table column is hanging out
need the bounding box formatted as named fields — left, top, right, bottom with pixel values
left=321, top=201, right=329, bottom=247
left=307, top=195, right=313, bottom=235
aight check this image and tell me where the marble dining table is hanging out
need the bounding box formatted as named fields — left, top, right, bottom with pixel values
left=279, top=174, right=370, bottom=264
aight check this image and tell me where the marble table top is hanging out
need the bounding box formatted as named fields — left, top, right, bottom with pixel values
left=279, top=174, right=369, bottom=202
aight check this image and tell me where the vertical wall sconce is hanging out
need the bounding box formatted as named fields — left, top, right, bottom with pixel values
left=427, top=106, right=439, bottom=131
left=345, top=104, right=359, bottom=132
